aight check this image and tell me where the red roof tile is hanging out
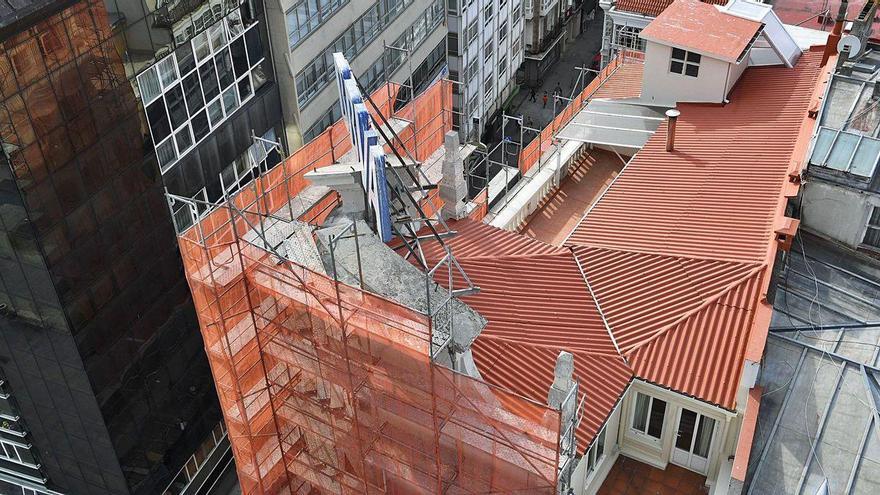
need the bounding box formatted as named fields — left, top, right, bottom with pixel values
left=639, top=0, right=762, bottom=62
left=592, top=60, right=645, bottom=100
left=472, top=338, right=632, bottom=448
left=574, top=246, right=761, bottom=353
left=627, top=271, right=762, bottom=407
left=568, top=50, right=825, bottom=263
left=444, top=251, right=619, bottom=356
left=411, top=218, right=563, bottom=264
left=615, top=0, right=727, bottom=17
left=416, top=50, right=825, bottom=448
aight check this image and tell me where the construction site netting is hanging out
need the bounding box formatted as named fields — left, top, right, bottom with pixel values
left=518, top=51, right=644, bottom=175
left=177, top=202, right=560, bottom=494
left=178, top=78, right=454, bottom=235
left=175, top=75, right=558, bottom=492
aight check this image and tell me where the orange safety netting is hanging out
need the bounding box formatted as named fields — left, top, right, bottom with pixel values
left=191, top=78, right=453, bottom=234
left=389, top=80, right=454, bottom=163
left=519, top=52, right=643, bottom=175
left=178, top=198, right=561, bottom=494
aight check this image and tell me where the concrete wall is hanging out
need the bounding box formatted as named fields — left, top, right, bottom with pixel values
left=802, top=180, right=879, bottom=249
left=640, top=41, right=732, bottom=106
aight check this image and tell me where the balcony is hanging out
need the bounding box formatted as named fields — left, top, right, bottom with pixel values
left=597, top=456, right=707, bottom=495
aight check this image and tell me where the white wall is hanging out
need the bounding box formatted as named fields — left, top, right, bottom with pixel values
left=802, top=180, right=878, bottom=249
left=725, top=58, right=748, bottom=97
left=616, top=381, right=736, bottom=489
left=573, top=400, right=623, bottom=494
left=640, top=41, right=733, bottom=107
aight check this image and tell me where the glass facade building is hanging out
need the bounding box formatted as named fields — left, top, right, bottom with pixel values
left=0, top=0, right=285, bottom=493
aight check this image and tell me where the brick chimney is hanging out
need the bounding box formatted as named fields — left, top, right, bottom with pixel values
left=823, top=0, right=849, bottom=65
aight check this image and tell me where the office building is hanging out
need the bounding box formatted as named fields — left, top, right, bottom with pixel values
left=0, top=0, right=286, bottom=492
left=447, top=0, right=524, bottom=141
left=265, top=0, right=449, bottom=147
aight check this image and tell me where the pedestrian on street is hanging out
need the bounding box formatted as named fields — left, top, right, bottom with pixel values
left=554, top=82, right=562, bottom=96
left=528, top=87, right=537, bottom=102
left=542, top=91, right=548, bottom=108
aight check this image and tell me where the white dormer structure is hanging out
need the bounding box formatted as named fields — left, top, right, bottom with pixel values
left=637, top=0, right=801, bottom=107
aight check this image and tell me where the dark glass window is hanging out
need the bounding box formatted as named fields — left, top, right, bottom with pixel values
left=192, top=110, right=210, bottom=141
left=215, top=49, right=235, bottom=88
left=670, top=48, right=700, bottom=77
left=176, top=126, right=192, bottom=151
left=183, top=72, right=204, bottom=113
left=165, top=84, right=187, bottom=129
left=238, top=76, right=252, bottom=101
left=146, top=100, right=171, bottom=142
left=230, top=38, right=248, bottom=77
left=199, top=61, right=220, bottom=101
left=177, top=43, right=196, bottom=76
left=648, top=398, right=666, bottom=439
left=245, top=28, right=263, bottom=66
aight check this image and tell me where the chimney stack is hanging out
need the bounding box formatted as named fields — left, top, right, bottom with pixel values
left=824, top=0, right=849, bottom=65
left=665, top=109, right=680, bottom=152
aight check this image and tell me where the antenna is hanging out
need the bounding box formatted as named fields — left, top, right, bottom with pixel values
left=838, top=34, right=862, bottom=59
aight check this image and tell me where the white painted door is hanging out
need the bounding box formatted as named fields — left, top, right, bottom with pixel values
left=671, top=407, right=716, bottom=475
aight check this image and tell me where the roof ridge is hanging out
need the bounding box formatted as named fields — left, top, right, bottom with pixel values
left=568, top=247, right=627, bottom=363
left=620, top=265, right=765, bottom=356
left=476, top=334, right=630, bottom=361
left=570, top=243, right=765, bottom=266
left=439, top=249, right=570, bottom=263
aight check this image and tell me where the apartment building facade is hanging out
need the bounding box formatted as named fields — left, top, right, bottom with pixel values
left=0, top=0, right=289, bottom=492
left=447, top=0, right=525, bottom=142
left=521, top=0, right=588, bottom=86
left=265, top=0, right=449, bottom=146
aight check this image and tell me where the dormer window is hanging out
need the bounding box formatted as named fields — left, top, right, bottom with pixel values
left=670, top=48, right=701, bottom=77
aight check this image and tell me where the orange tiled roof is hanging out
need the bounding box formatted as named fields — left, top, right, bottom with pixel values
left=592, top=61, right=644, bottom=100
left=615, top=0, right=727, bottom=18
left=473, top=338, right=632, bottom=447
left=639, top=0, right=762, bottom=62
left=568, top=50, right=824, bottom=263
left=415, top=49, right=824, bottom=450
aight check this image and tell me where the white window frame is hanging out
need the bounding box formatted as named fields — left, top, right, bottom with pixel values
left=583, top=425, right=607, bottom=483
left=670, top=47, right=701, bottom=78
left=630, top=392, right=666, bottom=443
left=138, top=13, right=265, bottom=174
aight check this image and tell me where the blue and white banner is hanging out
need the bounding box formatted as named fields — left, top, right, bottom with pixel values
left=332, top=52, right=393, bottom=242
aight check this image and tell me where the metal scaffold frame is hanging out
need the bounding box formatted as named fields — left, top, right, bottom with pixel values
left=169, top=72, right=565, bottom=493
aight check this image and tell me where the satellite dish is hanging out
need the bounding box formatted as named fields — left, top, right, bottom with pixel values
left=838, top=34, right=862, bottom=59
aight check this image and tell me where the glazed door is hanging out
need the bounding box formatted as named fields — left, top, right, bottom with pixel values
left=671, top=407, right=716, bottom=474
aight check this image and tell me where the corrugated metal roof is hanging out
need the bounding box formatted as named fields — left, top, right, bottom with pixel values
left=410, top=218, right=563, bottom=264
left=627, top=270, right=763, bottom=407
left=568, top=50, right=824, bottom=263
left=472, top=338, right=632, bottom=447
left=574, top=246, right=762, bottom=353
left=592, top=61, right=644, bottom=99
left=418, top=49, right=824, bottom=446
left=615, top=0, right=727, bottom=18
left=446, top=251, right=619, bottom=356
left=639, top=0, right=762, bottom=63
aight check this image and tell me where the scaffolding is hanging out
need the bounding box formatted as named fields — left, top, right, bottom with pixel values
left=172, top=70, right=565, bottom=493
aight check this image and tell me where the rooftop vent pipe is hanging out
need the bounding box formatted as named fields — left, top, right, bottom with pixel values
left=665, top=109, right=680, bottom=152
